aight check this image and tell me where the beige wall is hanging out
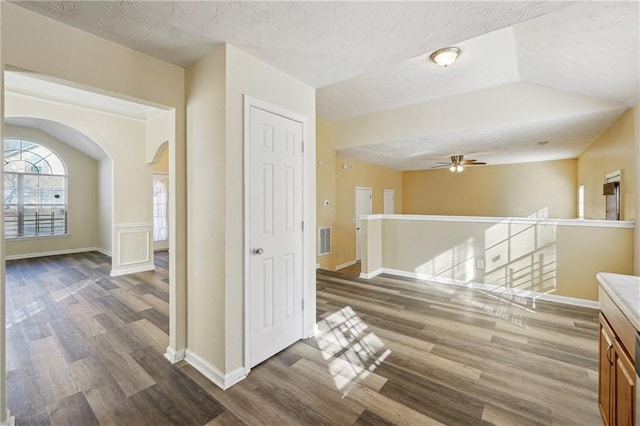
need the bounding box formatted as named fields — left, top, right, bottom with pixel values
left=186, top=44, right=227, bottom=372
left=364, top=216, right=633, bottom=301
left=98, top=159, right=112, bottom=254
left=316, top=118, right=404, bottom=270
left=225, top=44, right=316, bottom=372
left=334, top=157, right=403, bottom=268
left=4, top=125, right=98, bottom=257
left=153, top=147, right=169, bottom=173
left=2, top=1, right=187, bottom=362
left=403, top=159, right=577, bottom=219
left=578, top=107, right=636, bottom=221
left=186, top=43, right=316, bottom=380
left=331, top=82, right=618, bottom=151
left=4, top=94, right=156, bottom=276
left=316, top=117, right=336, bottom=270
left=635, top=104, right=640, bottom=275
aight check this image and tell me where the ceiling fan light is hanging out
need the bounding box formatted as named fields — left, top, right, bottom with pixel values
left=430, top=47, right=461, bottom=67
left=449, top=165, right=456, bottom=172
left=456, top=165, right=464, bottom=173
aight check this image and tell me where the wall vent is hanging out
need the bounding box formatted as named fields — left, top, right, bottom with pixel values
left=318, top=227, right=331, bottom=256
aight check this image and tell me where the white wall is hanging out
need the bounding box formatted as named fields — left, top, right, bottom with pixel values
left=4, top=125, right=98, bottom=257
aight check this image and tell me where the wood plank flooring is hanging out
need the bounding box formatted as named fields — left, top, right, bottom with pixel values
left=6, top=252, right=601, bottom=425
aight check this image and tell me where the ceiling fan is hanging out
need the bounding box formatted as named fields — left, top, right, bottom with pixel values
left=432, top=155, right=487, bottom=173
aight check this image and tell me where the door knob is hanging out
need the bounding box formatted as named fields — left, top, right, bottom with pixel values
left=253, top=248, right=264, bottom=255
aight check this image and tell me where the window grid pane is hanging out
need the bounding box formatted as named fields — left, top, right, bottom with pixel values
left=3, top=139, right=68, bottom=238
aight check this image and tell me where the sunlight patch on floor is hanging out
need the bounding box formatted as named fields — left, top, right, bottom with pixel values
left=6, top=277, right=95, bottom=328
left=314, top=306, right=390, bottom=394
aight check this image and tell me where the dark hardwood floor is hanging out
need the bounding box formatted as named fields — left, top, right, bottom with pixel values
left=6, top=252, right=600, bottom=425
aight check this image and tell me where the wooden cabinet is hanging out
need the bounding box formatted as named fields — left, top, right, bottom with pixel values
left=599, top=312, right=636, bottom=425
left=599, top=315, right=614, bottom=424
left=614, top=337, right=636, bottom=426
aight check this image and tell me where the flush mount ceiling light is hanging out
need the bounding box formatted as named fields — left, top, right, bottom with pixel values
left=429, top=47, right=461, bottom=67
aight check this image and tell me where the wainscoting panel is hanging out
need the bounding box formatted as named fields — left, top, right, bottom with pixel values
left=111, top=222, right=154, bottom=276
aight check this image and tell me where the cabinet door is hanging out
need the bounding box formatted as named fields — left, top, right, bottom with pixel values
left=599, top=315, right=615, bottom=425
left=614, top=339, right=636, bottom=426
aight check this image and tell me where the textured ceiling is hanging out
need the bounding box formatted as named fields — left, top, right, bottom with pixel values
left=338, top=103, right=626, bottom=171
left=13, top=1, right=567, bottom=88
left=10, top=1, right=640, bottom=171
left=318, top=1, right=639, bottom=120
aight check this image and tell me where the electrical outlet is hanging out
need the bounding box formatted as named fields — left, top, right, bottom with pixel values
left=140, top=248, right=147, bottom=256
left=476, top=259, right=485, bottom=270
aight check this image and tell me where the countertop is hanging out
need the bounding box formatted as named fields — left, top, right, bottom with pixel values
left=597, top=272, right=640, bottom=331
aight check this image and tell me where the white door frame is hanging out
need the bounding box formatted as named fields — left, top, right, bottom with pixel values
left=243, top=95, right=310, bottom=375
left=355, top=186, right=372, bottom=261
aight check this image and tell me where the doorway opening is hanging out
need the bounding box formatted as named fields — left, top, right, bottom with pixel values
left=604, top=170, right=621, bottom=221
left=355, top=187, right=372, bottom=262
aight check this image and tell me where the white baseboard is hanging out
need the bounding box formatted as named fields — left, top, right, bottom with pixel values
left=110, top=264, right=155, bottom=277
left=359, top=268, right=382, bottom=279
left=96, top=247, right=112, bottom=257
left=185, top=349, right=246, bottom=390
left=5, top=247, right=102, bottom=261
left=164, top=347, right=186, bottom=364
left=305, top=323, right=319, bottom=338
left=364, top=267, right=599, bottom=309
left=336, top=260, right=357, bottom=271
left=0, top=410, right=15, bottom=426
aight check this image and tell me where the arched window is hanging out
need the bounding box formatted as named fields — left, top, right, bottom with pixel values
left=4, top=138, right=68, bottom=238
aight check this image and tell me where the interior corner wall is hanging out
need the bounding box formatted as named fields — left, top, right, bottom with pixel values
left=4, top=125, right=98, bottom=257
left=334, top=157, right=403, bottom=269
left=185, top=44, right=227, bottom=373
left=578, top=107, right=636, bottom=221
left=98, top=158, right=113, bottom=254
left=225, top=44, right=316, bottom=373
left=316, top=117, right=336, bottom=270
left=186, top=43, right=317, bottom=382
left=1, top=0, right=187, bottom=356
left=402, top=159, right=577, bottom=219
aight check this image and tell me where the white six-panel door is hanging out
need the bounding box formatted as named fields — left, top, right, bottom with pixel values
left=249, top=106, right=304, bottom=367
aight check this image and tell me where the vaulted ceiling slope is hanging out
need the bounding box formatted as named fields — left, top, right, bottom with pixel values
left=10, top=1, right=640, bottom=170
